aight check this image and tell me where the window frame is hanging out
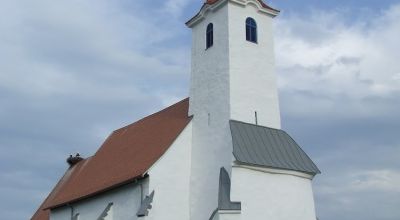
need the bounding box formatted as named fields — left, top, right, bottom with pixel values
left=246, top=17, right=258, bottom=43
left=206, top=23, right=214, bottom=49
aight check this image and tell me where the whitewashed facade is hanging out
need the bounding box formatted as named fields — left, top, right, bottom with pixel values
left=188, top=1, right=282, bottom=219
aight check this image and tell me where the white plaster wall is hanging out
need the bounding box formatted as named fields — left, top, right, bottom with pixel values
left=228, top=1, right=281, bottom=129
left=188, top=1, right=282, bottom=219
left=212, top=211, right=241, bottom=220
left=219, top=212, right=241, bottom=220
left=211, top=213, right=219, bottom=220
left=50, top=180, right=145, bottom=220
left=188, top=1, right=230, bottom=118
left=145, top=122, right=193, bottom=220
left=230, top=166, right=317, bottom=220
left=50, top=208, right=70, bottom=220
left=188, top=2, right=235, bottom=220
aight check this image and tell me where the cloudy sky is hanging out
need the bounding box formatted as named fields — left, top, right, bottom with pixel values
left=0, top=0, right=399, bottom=219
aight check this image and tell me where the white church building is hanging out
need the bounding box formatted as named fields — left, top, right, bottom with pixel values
left=32, top=0, right=321, bottom=220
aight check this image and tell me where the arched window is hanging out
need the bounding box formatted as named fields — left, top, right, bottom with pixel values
left=246, top=18, right=257, bottom=43
left=206, top=23, right=214, bottom=49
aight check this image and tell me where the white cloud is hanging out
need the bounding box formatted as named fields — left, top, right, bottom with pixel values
left=314, top=168, right=400, bottom=220
left=275, top=5, right=400, bottom=101
left=318, top=169, right=400, bottom=195
left=349, top=170, right=400, bottom=192
left=0, top=0, right=190, bottom=100
left=0, top=1, right=191, bottom=219
left=164, top=0, right=195, bottom=17
left=275, top=6, right=400, bottom=220
left=392, top=73, right=400, bottom=80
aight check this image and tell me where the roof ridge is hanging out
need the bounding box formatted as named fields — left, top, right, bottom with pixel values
left=229, top=119, right=282, bottom=131
left=31, top=159, right=90, bottom=218
left=114, top=98, right=189, bottom=133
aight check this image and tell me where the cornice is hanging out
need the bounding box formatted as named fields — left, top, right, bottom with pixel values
left=186, top=0, right=280, bottom=28
left=233, top=162, right=315, bottom=180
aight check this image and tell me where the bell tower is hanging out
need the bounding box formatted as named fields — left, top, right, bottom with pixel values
left=187, top=1, right=281, bottom=219
left=187, top=0, right=280, bottom=128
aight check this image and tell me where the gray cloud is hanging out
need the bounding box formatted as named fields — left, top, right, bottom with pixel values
left=275, top=6, right=400, bottom=220
left=0, top=1, right=399, bottom=220
left=0, top=1, right=191, bottom=219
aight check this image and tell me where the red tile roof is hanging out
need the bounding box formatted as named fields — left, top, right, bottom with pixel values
left=31, top=98, right=191, bottom=220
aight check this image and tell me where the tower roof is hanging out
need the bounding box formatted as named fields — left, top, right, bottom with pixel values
left=31, top=98, right=192, bottom=220
left=206, top=0, right=279, bottom=12
left=187, top=0, right=280, bottom=27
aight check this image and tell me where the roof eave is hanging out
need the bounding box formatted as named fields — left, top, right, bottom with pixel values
left=44, top=174, right=148, bottom=210
left=186, top=1, right=226, bottom=28
left=233, top=160, right=319, bottom=178
left=186, top=0, right=280, bottom=28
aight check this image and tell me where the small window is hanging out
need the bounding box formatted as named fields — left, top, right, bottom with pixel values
left=246, top=18, right=257, bottom=43
left=206, top=23, right=214, bottom=49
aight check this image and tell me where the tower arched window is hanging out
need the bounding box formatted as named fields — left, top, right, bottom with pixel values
left=246, top=18, right=257, bottom=43
left=206, top=23, right=214, bottom=49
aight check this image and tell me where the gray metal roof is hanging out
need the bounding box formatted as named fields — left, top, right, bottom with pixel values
left=136, top=191, right=154, bottom=217
left=230, top=120, right=320, bottom=175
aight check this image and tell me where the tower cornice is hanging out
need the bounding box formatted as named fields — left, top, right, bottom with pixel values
left=186, top=0, right=280, bottom=27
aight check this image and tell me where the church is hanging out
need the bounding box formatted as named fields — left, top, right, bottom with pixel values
left=32, top=0, right=320, bottom=219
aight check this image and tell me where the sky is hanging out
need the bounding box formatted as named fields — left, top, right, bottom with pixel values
left=0, top=0, right=399, bottom=219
